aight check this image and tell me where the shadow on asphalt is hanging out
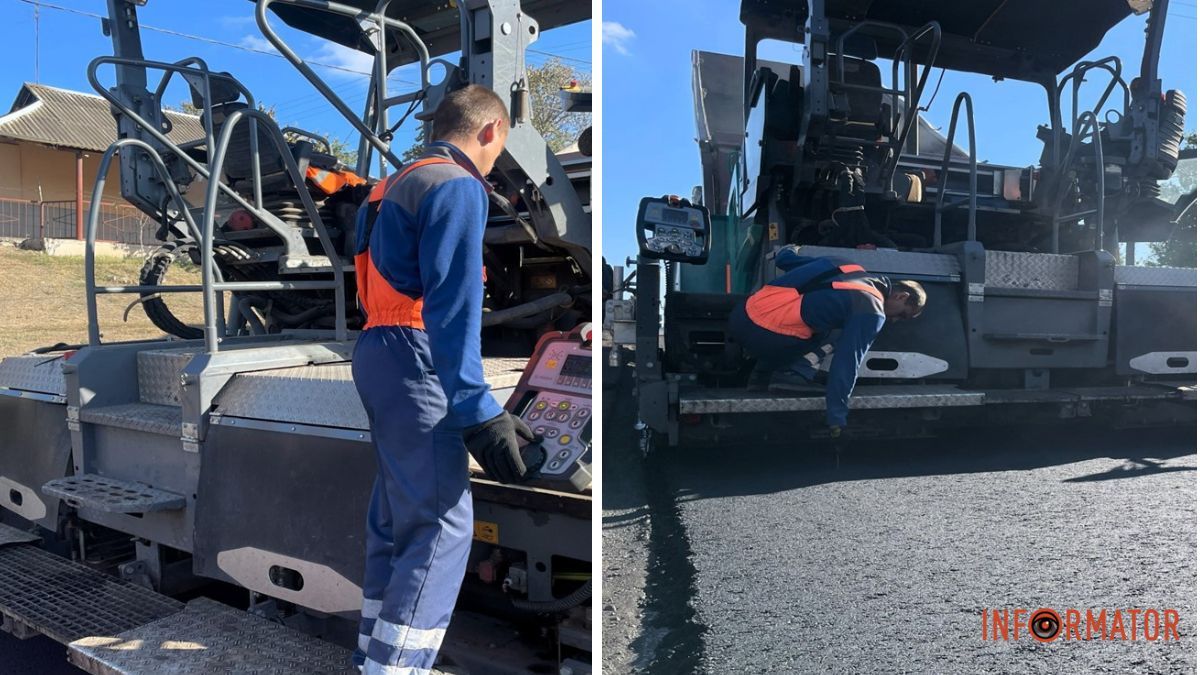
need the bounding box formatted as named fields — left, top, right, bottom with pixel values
left=655, top=426, right=1196, bottom=504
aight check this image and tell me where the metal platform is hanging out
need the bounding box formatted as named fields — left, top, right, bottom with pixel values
left=678, top=385, right=984, bottom=414
left=0, top=522, right=40, bottom=548
left=214, top=357, right=529, bottom=431
left=42, top=475, right=186, bottom=514
left=0, top=353, right=68, bottom=399
left=78, top=403, right=182, bottom=436
left=68, top=597, right=355, bottom=675
left=0, top=544, right=183, bottom=645
left=137, top=350, right=194, bottom=406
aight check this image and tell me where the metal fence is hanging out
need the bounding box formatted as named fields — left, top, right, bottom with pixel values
left=0, top=198, right=159, bottom=245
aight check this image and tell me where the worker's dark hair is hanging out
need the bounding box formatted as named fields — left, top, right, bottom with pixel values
left=430, top=84, right=511, bottom=142
left=894, top=280, right=927, bottom=314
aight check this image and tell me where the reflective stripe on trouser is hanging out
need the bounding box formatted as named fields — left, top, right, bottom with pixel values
left=351, top=326, right=473, bottom=673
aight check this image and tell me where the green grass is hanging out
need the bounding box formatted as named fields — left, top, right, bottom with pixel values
left=0, top=244, right=204, bottom=356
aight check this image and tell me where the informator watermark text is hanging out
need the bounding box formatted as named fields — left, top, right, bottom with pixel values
left=982, top=608, right=1181, bottom=642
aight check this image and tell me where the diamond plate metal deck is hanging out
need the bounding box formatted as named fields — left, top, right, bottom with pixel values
left=42, top=475, right=185, bottom=513
left=214, top=358, right=528, bottom=430
left=0, top=522, right=40, bottom=548
left=984, top=251, right=1078, bottom=290
left=679, top=385, right=984, bottom=414
left=79, top=403, right=182, bottom=436
left=68, top=597, right=356, bottom=675
left=0, top=545, right=183, bottom=645
left=794, top=246, right=961, bottom=278
left=136, top=350, right=195, bottom=406
left=1114, top=265, right=1197, bottom=288
left=0, top=354, right=67, bottom=397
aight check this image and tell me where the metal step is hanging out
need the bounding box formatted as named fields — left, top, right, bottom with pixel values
left=0, top=522, right=40, bottom=548
left=679, top=385, right=983, bottom=414
left=68, top=597, right=356, bottom=675
left=0, top=544, right=183, bottom=645
left=79, top=402, right=182, bottom=436
left=136, top=349, right=195, bottom=406
left=42, top=475, right=186, bottom=514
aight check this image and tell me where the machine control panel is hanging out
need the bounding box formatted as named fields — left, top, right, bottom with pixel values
left=637, top=195, right=711, bottom=264
left=504, top=324, right=592, bottom=492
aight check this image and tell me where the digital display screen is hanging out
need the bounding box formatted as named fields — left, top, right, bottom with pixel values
left=661, top=207, right=691, bottom=225
left=560, top=354, right=591, bottom=378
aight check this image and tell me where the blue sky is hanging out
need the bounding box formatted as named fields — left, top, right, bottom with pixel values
left=602, top=2, right=1198, bottom=265
left=1, top=1, right=590, bottom=175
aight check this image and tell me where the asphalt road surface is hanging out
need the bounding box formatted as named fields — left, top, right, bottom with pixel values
left=603, top=356, right=1197, bottom=673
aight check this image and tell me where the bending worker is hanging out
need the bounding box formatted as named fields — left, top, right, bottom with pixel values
left=351, top=85, right=534, bottom=674
left=728, top=246, right=927, bottom=436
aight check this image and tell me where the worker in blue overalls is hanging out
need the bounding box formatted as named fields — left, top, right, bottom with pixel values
left=351, top=84, right=534, bottom=674
left=728, top=247, right=927, bottom=437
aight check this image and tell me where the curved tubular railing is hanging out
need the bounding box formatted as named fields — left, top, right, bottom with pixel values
left=1051, top=111, right=1106, bottom=253
left=281, top=127, right=332, bottom=154
left=202, top=107, right=348, bottom=352
left=255, top=0, right=431, bottom=172
left=1053, top=57, right=1128, bottom=169
left=86, top=57, right=291, bottom=227
left=880, top=22, right=942, bottom=184
left=933, top=92, right=977, bottom=246
left=85, top=138, right=218, bottom=345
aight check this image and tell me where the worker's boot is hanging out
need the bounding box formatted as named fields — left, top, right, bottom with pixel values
left=767, top=369, right=825, bottom=394
left=746, top=368, right=772, bottom=391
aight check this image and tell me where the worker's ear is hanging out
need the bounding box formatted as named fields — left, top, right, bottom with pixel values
left=480, top=118, right=504, bottom=146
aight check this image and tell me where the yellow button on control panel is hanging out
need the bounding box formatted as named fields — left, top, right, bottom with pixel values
left=559, top=435, right=572, bottom=444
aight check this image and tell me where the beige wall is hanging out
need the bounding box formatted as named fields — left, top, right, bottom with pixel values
left=0, top=141, right=124, bottom=204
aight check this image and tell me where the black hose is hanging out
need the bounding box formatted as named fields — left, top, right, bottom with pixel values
left=510, top=579, right=591, bottom=614
left=481, top=292, right=573, bottom=328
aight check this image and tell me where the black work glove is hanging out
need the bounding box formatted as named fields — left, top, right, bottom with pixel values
left=463, top=412, right=537, bottom=484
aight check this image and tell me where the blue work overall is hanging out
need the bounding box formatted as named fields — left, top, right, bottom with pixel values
left=351, top=144, right=503, bottom=674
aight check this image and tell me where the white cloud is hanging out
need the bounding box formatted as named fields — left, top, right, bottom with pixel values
left=308, top=41, right=375, bottom=79
left=238, top=34, right=279, bottom=55
left=602, top=21, right=635, bottom=56
left=219, top=16, right=256, bottom=30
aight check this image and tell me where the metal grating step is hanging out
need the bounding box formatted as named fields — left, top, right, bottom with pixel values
left=679, top=385, right=984, bottom=414
left=79, top=403, right=182, bottom=436
left=0, top=544, right=183, bottom=645
left=0, top=522, right=40, bottom=548
left=68, top=597, right=356, bottom=674
left=43, top=475, right=186, bottom=514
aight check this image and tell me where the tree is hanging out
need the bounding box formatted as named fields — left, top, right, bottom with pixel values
left=400, top=58, right=591, bottom=159
left=1148, top=132, right=1197, bottom=267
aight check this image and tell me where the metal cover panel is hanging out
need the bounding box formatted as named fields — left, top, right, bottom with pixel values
left=794, top=246, right=961, bottom=278
left=0, top=545, right=183, bottom=645
left=214, top=358, right=528, bottom=430
left=79, top=403, right=182, bottom=436
left=679, top=385, right=983, bottom=414
left=42, top=475, right=185, bottom=513
left=984, top=251, right=1078, bottom=290
left=136, top=350, right=195, bottom=406
left=68, top=597, right=355, bottom=675
left=0, top=354, right=66, bottom=396
left=1115, top=265, right=1197, bottom=288
left=0, top=523, right=40, bottom=547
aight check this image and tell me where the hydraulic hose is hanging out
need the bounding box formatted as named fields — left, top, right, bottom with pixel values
left=509, top=579, right=591, bottom=614
left=481, top=292, right=573, bottom=328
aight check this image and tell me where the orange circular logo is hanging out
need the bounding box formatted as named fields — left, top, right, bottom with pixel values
left=1029, top=608, right=1062, bottom=642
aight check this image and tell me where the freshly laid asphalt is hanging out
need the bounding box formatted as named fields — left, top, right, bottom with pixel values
left=603, top=354, right=1197, bottom=673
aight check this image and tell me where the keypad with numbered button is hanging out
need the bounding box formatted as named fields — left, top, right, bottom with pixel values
left=520, top=392, right=590, bottom=476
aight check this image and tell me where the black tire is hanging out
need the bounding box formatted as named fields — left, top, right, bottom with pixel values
left=139, top=243, right=203, bottom=340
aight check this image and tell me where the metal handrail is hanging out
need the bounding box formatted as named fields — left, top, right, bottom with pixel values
left=254, top=0, right=433, bottom=175
left=201, top=107, right=348, bottom=352
left=1051, top=111, right=1106, bottom=254
left=933, top=92, right=977, bottom=246
left=84, top=138, right=214, bottom=345
left=88, top=56, right=315, bottom=258
left=1053, top=57, right=1129, bottom=170
left=831, top=20, right=943, bottom=193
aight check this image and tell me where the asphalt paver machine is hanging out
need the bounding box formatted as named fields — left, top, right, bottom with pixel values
left=0, top=1, right=592, bottom=672
left=624, top=0, right=1196, bottom=447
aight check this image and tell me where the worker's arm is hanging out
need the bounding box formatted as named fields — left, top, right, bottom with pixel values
left=417, top=176, right=504, bottom=428
left=774, top=245, right=822, bottom=272
left=825, top=312, right=885, bottom=428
